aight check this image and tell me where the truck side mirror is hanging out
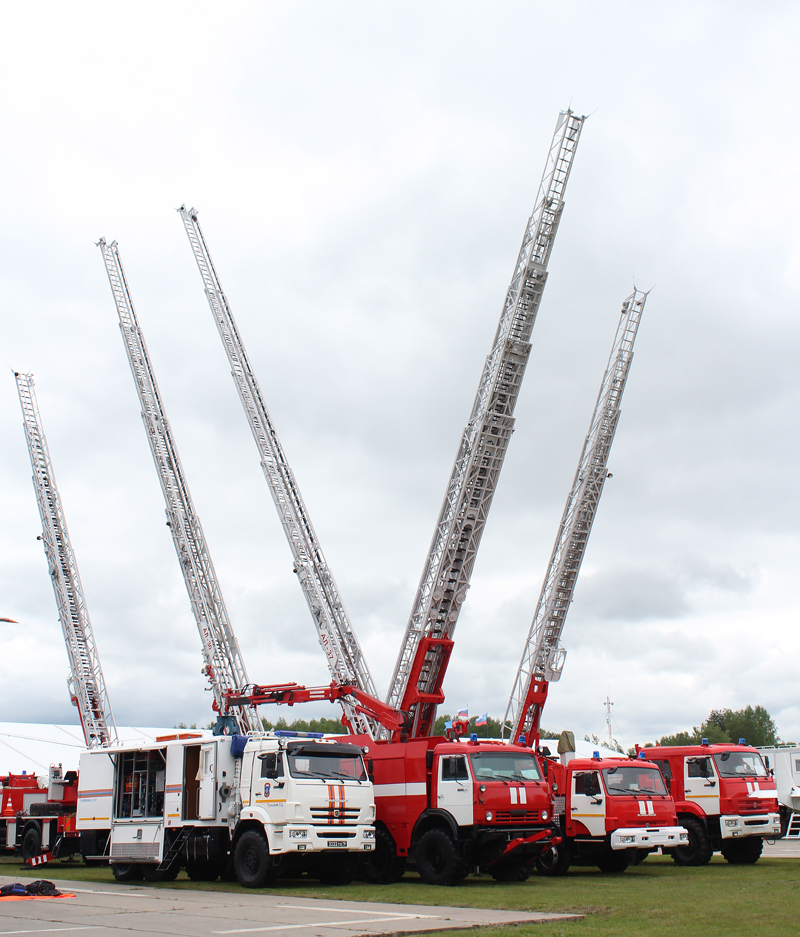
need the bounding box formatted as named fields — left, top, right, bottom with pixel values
left=426, top=750, right=434, bottom=771
left=367, top=757, right=374, bottom=783
left=260, top=752, right=281, bottom=779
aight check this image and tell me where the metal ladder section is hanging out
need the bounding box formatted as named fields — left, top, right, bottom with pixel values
left=157, top=826, right=196, bottom=871
left=787, top=812, right=800, bottom=838
left=14, top=372, right=117, bottom=749
left=178, top=207, right=378, bottom=738
left=97, top=239, right=259, bottom=735
left=386, top=109, right=586, bottom=739
left=503, top=289, right=649, bottom=744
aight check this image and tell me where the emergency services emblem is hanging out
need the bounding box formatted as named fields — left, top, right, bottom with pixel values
left=263, top=782, right=271, bottom=797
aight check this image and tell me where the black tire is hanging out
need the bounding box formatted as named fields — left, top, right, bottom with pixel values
left=21, top=824, right=42, bottom=861
left=536, top=842, right=571, bottom=877
left=721, top=837, right=763, bottom=865
left=234, top=830, right=274, bottom=888
left=416, top=828, right=467, bottom=886
left=596, top=850, right=630, bottom=873
left=142, top=863, right=179, bottom=882
left=317, top=855, right=355, bottom=886
left=185, top=859, right=221, bottom=881
left=490, top=863, right=530, bottom=882
left=628, top=849, right=651, bottom=866
left=360, top=827, right=406, bottom=883
left=112, top=863, right=143, bottom=882
left=672, top=816, right=713, bottom=867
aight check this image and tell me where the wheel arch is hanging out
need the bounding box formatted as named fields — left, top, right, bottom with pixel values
left=410, top=809, right=458, bottom=851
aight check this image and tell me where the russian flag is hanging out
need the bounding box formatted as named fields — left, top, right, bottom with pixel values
left=457, top=708, right=469, bottom=720
left=475, top=713, right=488, bottom=726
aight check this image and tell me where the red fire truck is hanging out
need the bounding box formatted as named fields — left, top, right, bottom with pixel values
left=642, top=741, right=782, bottom=864
left=535, top=749, right=687, bottom=874
left=0, top=766, right=81, bottom=862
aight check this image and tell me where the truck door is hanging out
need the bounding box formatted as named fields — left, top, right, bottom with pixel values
left=570, top=770, right=605, bottom=836
left=683, top=755, right=720, bottom=815
left=197, top=743, right=217, bottom=820
left=437, top=755, right=473, bottom=826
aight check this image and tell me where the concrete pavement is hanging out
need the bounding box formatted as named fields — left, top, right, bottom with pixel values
left=0, top=876, right=582, bottom=937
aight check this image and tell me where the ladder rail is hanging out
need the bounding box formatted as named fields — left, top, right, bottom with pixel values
left=387, top=109, right=586, bottom=737
left=14, top=372, right=118, bottom=749
left=97, top=239, right=259, bottom=734
left=503, top=289, right=649, bottom=744
left=178, top=208, right=378, bottom=737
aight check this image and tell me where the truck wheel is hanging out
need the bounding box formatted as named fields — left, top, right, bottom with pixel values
left=142, top=863, right=179, bottom=882
left=672, top=817, right=713, bottom=867
left=234, top=830, right=275, bottom=888
left=361, top=828, right=406, bottom=883
left=536, top=842, right=571, bottom=876
left=628, top=849, right=651, bottom=866
left=21, top=824, right=41, bottom=861
left=721, top=837, right=763, bottom=865
left=416, top=828, right=467, bottom=886
left=318, top=855, right=355, bottom=886
left=111, top=863, right=143, bottom=882
left=596, top=850, right=630, bottom=873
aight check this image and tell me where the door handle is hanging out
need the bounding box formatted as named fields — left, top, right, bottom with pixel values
left=438, top=794, right=444, bottom=799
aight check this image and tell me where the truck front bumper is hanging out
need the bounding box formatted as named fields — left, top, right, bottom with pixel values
left=279, top=824, right=375, bottom=854
left=720, top=813, right=781, bottom=839
left=611, top=826, right=688, bottom=851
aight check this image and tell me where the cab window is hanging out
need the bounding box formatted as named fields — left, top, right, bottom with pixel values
left=574, top=772, right=601, bottom=796
left=441, top=755, right=469, bottom=781
left=687, top=757, right=713, bottom=778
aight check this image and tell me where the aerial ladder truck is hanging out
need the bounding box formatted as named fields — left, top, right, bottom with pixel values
left=223, top=109, right=587, bottom=885
left=97, top=238, right=259, bottom=736
left=177, top=207, right=379, bottom=737
left=496, top=289, right=687, bottom=874
left=6, top=373, right=118, bottom=862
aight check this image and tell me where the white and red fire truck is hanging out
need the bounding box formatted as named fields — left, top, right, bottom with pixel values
left=534, top=745, right=687, bottom=875
left=642, top=741, right=781, bottom=864
left=0, top=766, right=81, bottom=862
left=77, top=729, right=375, bottom=886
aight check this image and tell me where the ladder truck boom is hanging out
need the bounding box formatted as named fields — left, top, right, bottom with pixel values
left=178, top=207, right=378, bottom=737
left=503, top=289, right=649, bottom=747
left=14, top=372, right=117, bottom=749
left=387, top=109, right=585, bottom=738
left=97, top=239, right=259, bottom=735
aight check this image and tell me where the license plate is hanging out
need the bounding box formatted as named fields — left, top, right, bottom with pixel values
left=327, top=840, right=346, bottom=848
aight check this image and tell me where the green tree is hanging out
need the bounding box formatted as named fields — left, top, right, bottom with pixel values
left=657, top=705, right=779, bottom=747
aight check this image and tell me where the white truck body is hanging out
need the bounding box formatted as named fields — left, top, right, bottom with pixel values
left=77, top=732, right=376, bottom=880
left=758, top=745, right=800, bottom=838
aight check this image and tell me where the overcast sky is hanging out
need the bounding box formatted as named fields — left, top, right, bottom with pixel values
left=1, top=2, right=798, bottom=753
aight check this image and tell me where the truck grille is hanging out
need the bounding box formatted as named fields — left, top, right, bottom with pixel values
left=493, top=810, right=540, bottom=823
left=310, top=806, right=361, bottom=825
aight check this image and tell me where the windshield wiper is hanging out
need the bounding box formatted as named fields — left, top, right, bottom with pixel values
left=325, top=770, right=364, bottom=782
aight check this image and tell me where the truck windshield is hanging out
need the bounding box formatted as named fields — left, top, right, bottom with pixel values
left=286, top=743, right=367, bottom=781
left=601, top=766, right=667, bottom=796
left=713, top=751, right=768, bottom=778
left=469, top=752, right=541, bottom=782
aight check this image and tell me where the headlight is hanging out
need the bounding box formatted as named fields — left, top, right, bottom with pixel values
left=725, top=819, right=738, bottom=828
left=541, top=810, right=548, bottom=821
left=485, top=810, right=493, bottom=821
left=363, top=829, right=375, bottom=840
left=619, top=835, right=636, bottom=844
left=289, top=829, right=308, bottom=839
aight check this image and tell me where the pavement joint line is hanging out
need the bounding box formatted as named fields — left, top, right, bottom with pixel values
left=271, top=905, right=436, bottom=918
left=0, top=929, right=97, bottom=936
left=214, top=917, right=438, bottom=935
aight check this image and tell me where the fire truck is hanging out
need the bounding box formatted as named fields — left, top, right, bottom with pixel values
left=77, top=730, right=375, bottom=885
left=0, top=767, right=81, bottom=862
left=643, top=741, right=781, bottom=864
left=533, top=739, right=686, bottom=875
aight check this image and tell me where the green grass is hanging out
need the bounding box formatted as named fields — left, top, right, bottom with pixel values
left=2, top=855, right=798, bottom=936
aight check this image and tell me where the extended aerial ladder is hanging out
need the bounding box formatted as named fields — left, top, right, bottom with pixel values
left=14, top=372, right=117, bottom=748
left=502, top=288, right=649, bottom=748
left=97, top=239, right=260, bottom=734
left=178, top=207, right=379, bottom=737
left=386, top=109, right=586, bottom=739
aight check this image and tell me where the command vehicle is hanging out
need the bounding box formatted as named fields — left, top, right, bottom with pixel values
left=534, top=745, right=687, bottom=875
left=643, top=741, right=781, bottom=864
left=0, top=766, right=81, bottom=862
left=77, top=731, right=375, bottom=886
